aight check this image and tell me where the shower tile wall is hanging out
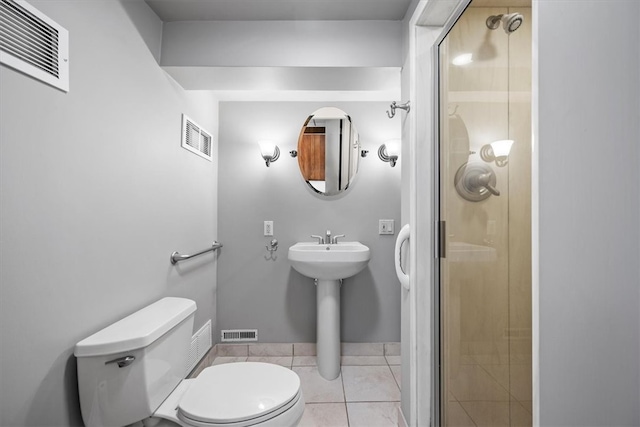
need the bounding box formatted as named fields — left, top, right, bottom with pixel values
left=441, top=4, right=531, bottom=426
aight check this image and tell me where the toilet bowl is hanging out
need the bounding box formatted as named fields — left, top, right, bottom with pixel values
left=75, top=298, right=304, bottom=427
left=148, top=362, right=305, bottom=427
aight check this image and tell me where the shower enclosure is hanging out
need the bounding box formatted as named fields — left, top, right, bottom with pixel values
left=436, top=2, right=532, bottom=425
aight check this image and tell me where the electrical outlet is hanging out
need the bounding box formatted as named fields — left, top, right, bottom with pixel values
left=379, top=219, right=395, bottom=235
left=264, top=221, right=273, bottom=236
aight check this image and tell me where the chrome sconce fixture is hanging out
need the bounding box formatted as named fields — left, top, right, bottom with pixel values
left=480, top=139, right=514, bottom=167
left=378, top=139, right=400, bottom=167
left=258, top=140, right=280, bottom=167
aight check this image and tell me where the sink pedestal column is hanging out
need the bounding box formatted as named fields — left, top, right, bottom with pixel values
left=316, top=279, right=341, bottom=380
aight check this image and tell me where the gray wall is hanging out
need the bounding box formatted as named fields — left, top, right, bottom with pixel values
left=161, top=20, right=402, bottom=67
left=0, top=1, right=218, bottom=425
left=217, top=102, right=401, bottom=343
left=158, top=19, right=403, bottom=96
left=537, top=0, right=640, bottom=425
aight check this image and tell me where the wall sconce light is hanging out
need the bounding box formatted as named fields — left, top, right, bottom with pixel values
left=480, top=139, right=514, bottom=167
left=378, top=139, right=400, bottom=167
left=258, top=140, right=280, bottom=167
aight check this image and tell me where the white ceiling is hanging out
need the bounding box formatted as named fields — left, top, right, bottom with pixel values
left=145, top=0, right=414, bottom=22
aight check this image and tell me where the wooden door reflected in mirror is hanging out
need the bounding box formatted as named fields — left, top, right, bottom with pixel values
left=296, top=107, right=360, bottom=197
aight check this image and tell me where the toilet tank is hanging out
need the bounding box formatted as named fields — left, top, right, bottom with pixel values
left=74, top=297, right=196, bottom=427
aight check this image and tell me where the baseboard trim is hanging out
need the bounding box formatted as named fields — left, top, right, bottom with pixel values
left=398, top=406, right=409, bottom=427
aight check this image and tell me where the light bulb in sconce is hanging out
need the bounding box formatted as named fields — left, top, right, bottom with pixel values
left=258, top=140, right=280, bottom=167
left=480, top=139, right=514, bottom=167
left=378, top=139, right=400, bottom=167
left=452, top=53, right=473, bottom=66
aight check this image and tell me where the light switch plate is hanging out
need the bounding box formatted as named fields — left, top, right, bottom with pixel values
left=264, top=221, right=273, bottom=236
left=379, top=219, right=395, bottom=235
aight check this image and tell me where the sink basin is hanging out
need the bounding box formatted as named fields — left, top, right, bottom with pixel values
left=288, top=242, right=371, bottom=280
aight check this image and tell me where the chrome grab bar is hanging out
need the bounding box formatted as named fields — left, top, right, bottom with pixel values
left=171, top=241, right=223, bottom=265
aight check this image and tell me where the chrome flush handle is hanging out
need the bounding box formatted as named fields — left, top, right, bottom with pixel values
left=105, top=355, right=135, bottom=368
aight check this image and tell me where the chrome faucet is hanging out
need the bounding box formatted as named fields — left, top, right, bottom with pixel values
left=331, top=234, right=345, bottom=244
left=311, top=230, right=344, bottom=244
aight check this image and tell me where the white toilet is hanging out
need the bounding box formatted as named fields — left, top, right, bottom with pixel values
left=74, top=297, right=305, bottom=427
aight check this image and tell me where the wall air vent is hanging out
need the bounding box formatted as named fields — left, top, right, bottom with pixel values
left=0, top=0, right=69, bottom=92
left=187, top=320, right=212, bottom=375
left=221, top=329, right=258, bottom=342
left=181, top=114, right=213, bottom=161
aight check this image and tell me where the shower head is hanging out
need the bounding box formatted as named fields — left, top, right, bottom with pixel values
left=486, top=13, right=524, bottom=34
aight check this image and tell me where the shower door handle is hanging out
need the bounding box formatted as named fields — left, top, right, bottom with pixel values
left=439, top=220, right=446, bottom=259
left=395, top=224, right=410, bottom=291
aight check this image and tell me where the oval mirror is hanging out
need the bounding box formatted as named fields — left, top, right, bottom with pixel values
left=296, top=107, right=360, bottom=196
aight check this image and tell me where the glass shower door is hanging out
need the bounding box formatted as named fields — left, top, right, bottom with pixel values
left=437, top=2, right=532, bottom=426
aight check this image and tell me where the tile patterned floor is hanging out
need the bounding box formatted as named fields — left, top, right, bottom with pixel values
left=446, top=355, right=533, bottom=427
left=192, top=343, right=401, bottom=427
left=190, top=343, right=532, bottom=426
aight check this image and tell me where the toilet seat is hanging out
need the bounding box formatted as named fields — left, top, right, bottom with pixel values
left=163, top=362, right=303, bottom=427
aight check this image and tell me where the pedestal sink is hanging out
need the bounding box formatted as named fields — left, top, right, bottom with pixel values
left=288, top=242, right=371, bottom=380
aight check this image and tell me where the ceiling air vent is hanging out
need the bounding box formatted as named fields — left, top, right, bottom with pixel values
left=0, top=0, right=69, bottom=92
left=181, top=114, right=213, bottom=161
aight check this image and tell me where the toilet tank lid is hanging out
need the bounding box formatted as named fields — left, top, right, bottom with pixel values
left=74, top=297, right=196, bottom=358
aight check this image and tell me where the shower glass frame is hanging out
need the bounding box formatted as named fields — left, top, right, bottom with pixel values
left=430, top=2, right=472, bottom=426
left=431, top=1, right=532, bottom=426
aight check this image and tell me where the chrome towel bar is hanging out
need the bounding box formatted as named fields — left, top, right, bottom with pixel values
left=171, top=241, right=223, bottom=265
